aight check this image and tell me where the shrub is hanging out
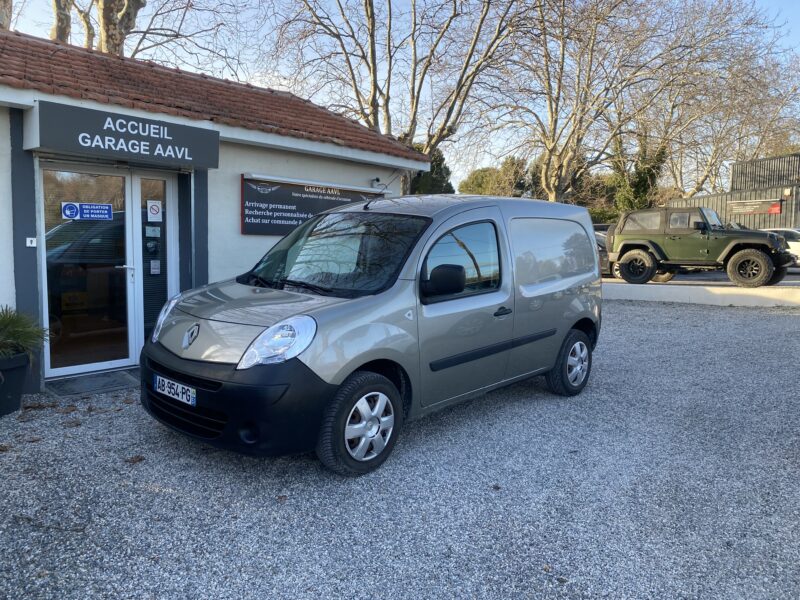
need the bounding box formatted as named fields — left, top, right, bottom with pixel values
left=0, top=306, right=47, bottom=359
left=588, top=206, right=620, bottom=224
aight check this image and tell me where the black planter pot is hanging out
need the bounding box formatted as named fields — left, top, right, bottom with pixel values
left=0, top=353, right=29, bottom=417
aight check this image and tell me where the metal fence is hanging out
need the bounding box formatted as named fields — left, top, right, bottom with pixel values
left=731, top=155, right=800, bottom=191
left=668, top=186, right=800, bottom=229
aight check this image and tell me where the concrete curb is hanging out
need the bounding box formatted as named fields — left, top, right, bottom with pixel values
left=602, top=281, right=800, bottom=307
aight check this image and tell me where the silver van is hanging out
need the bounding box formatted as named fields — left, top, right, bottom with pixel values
left=141, top=195, right=601, bottom=475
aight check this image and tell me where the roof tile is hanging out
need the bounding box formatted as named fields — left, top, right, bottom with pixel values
left=0, top=30, right=427, bottom=164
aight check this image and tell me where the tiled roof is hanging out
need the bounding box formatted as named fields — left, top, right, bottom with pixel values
left=0, top=30, right=427, bottom=164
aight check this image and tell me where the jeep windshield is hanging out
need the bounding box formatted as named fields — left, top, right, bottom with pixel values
left=700, top=208, right=724, bottom=229
left=242, top=212, right=430, bottom=298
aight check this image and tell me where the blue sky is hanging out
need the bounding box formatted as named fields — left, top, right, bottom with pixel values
left=758, top=0, right=800, bottom=49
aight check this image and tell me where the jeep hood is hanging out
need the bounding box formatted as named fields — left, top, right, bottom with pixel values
left=156, top=279, right=346, bottom=363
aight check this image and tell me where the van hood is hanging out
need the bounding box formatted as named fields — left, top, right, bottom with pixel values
left=155, top=279, right=347, bottom=364
left=176, top=278, right=347, bottom=326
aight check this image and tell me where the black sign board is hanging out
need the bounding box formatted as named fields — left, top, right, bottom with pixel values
left=35, top=101, right=219, bottom=168
left=241, top=177, right=384, bottom=235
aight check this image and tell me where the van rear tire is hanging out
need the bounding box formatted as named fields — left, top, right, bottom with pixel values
left=544, top=329, right=592, bottom=397
left=316, top=371, right=403, bottom=476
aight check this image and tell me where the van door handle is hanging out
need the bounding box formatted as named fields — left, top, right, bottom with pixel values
left=493, top=306, right=513, bottom=317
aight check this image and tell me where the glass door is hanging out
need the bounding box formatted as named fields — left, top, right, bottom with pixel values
left=131, top=173, right=178, bottom=350
left=42, top=168, right=179, bottom=378
left=42, top=169, right=137, bottom=375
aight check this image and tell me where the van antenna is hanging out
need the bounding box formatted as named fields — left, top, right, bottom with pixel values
left=364, top=181, right=388, bottom=210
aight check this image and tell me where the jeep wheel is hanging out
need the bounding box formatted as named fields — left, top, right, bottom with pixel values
left=726, top=248, right=774, bottom=287
left=650, top=271, right=675, bottom=283
left=766, top=266, right=788, bottom=286
left=316, top=371, right=403, bottom=476
left=611, top=262, right=622, bottom=279
left=618, top=249, right=657, bottom=284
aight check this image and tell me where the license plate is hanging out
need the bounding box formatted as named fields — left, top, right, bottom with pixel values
left=153, top=374, right=196, bottom=406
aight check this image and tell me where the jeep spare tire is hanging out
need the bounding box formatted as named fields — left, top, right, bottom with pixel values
left=726, top=248, right=774, bottom=288
left=619, top=249, right=657, bottom=284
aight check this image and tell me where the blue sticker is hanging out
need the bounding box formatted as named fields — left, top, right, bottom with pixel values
left=62, top=202, right=79, bottom=219
left=61, top=202, right=113, bottom=221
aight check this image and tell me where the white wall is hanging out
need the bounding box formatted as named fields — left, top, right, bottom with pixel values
left=206, top=142, right=404, bottom=283
left=0, top=107, right=15, bottom=309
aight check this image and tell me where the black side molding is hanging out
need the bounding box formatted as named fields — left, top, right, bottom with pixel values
left=429, top=329, right=557, bottom=372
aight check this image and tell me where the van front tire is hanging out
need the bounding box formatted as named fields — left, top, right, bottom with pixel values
left=316, top=371, right=403, bottom=476
left=544, top=330, right=592, bottom=397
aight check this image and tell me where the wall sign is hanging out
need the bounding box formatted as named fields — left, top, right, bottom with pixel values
left=728, top=199, right=783, bottom=215
left=33, top=101, right=219, bottom=168
left=241, top=177, right=384, bottom=236
left=61, top=202, right=113, bottom=221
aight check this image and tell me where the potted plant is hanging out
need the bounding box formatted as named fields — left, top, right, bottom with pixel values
left=0, top=306, right=47, bottom=417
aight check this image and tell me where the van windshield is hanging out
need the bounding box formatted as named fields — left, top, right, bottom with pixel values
left=243, top=212, right=430, bottom=298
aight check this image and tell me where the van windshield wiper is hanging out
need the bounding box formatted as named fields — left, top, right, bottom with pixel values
left=277, top=278, right=333, bottom=295
left=248, top=273, right=274, bottom=288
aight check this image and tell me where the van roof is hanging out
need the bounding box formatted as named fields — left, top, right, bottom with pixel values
left=337, top=194, right=590, bottom=220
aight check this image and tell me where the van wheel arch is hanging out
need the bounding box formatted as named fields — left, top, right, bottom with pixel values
left=571, top=318, right=598, bottom=349
left=348, top=359, right=413, bottom=419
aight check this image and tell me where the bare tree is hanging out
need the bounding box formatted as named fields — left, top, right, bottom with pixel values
left=264, top=0, right=521, bottom=156
left=50, top=0, right=71, bottom=41
left=0, top=0, right=10, bottom=30
left=487, top=0, right=779, bottom=202
left=664, top=51, right=800, bottom=197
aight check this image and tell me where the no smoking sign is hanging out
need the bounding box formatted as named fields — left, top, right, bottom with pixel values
left=147, top=200, right=163, bottom=222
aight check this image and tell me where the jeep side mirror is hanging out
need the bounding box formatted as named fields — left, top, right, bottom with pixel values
left=422, top=264, right=466, bottom=297
left=693, top=221, right=707, bottom=231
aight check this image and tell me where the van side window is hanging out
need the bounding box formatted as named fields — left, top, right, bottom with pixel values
left=509, top=218, right=595, bottom=286
left=622, top=211, right=661, bottom=231
left=424, top=222, right=500, bottom=297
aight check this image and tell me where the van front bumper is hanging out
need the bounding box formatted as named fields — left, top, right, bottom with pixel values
left=139, top=342, right=338, bottom=457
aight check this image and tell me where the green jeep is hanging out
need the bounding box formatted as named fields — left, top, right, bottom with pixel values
left=607, top=207, right=794, bottom=287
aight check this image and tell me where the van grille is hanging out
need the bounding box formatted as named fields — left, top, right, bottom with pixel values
left=146, top=358, right=223, bottom=392
left=146, top=390, right=227, bottom=439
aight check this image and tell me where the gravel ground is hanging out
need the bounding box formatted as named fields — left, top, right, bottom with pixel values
left=1, top=300, right=799, bottom=599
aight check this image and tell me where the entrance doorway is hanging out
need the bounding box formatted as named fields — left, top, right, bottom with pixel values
left=40, top=166, right=179, bottom=378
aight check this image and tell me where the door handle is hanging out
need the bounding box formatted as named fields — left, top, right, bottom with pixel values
left=493, top=306, right=513, bottom=317
left=114, top=265, right=135, bottom=270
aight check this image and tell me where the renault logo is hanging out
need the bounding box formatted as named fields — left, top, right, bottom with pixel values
left=182, top=323, right=200, bottom=349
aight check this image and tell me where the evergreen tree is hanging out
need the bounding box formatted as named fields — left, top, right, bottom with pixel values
left=410, top=146, right=455, bottom=194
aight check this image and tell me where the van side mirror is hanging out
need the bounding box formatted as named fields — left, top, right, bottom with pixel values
left=422, top=264, right=466, bottom=298
left=693, top=221, right=707, bottom=231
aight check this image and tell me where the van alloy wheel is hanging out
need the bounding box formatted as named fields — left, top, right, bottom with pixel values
left=344, top=391, right=395, bottom=461
left=545, top=329, right=592, bottom=397
left=566, top=341, right=589, bottom=386
left=317, top=370, right=404, bottom=476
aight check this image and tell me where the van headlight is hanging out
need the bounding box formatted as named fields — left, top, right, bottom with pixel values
left=237, top=315, right=317, bottom=370
left=151, top=292, right=183, bottom=343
